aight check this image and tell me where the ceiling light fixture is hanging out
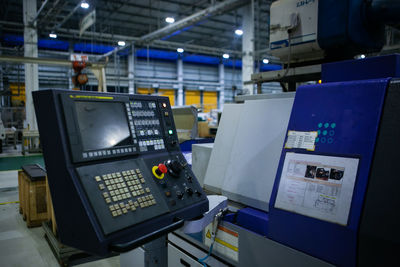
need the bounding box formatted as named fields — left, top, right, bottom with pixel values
left=262, top=58, right=269, bottom=64
left=165, top=17, right=175, bottom=24
left=177, top=48, right=184, bottom=53
left=235, top=29, right=243, bottom=36
left=80, top=1, right=89, bottom=9
left=222, top=53, right=229, bottom=59
left=118, top=41, right=126, bottom=46
left=49, top=33, right=57, bottom=39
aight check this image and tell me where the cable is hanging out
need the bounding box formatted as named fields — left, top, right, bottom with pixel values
left=197, top=208, right=227, bottom=267
left=280, top=29, right=293, bottom=80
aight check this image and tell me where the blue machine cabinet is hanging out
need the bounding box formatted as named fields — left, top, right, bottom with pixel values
left=268, top=78, right=392, bottom=266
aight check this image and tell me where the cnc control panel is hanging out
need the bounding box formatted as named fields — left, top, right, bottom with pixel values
left=33, top=90, right=208, bottom=255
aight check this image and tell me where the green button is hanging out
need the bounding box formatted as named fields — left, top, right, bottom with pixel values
left=168, top=130, right=173, bottom=135
left=324, top=123, right=329, bottom=128
left=315, top=137, right=320, bottom=143
left=317, top=130, right=321, bottom=135
left=331, top=123, right=336, bottom=129
left=318, top=123, right=323, bottom=128
left=323, top=130, right=327, bottom=136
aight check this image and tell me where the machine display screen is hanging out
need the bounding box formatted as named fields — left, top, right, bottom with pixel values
left=75, top=101, right=133, bottom=151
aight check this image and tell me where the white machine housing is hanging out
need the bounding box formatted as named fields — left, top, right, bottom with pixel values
left=203, top=95, right=294, bottom=212
left=269, top=0, right=324, bottom=63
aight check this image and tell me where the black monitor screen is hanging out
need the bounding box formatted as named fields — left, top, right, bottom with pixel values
left=74, top=101, right=133, bottom=151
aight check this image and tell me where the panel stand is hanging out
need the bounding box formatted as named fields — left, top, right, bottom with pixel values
left=120, top=235, right=167, bottom=267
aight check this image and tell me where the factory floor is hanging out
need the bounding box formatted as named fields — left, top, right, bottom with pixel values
left=0, top=149, right=120, bottom=266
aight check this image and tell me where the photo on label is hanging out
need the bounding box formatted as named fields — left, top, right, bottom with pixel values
left=316, top=167, right=330, bottom=180
left=329, top=168, right=344, bottom=180
left=305, top=165, right=317, bottom=178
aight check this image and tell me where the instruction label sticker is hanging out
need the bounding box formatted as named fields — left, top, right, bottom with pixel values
left=285, top=131, right=318, bottom=151
left=205, top=224, right=239, bottom=262
left=275, top=153, right=359, bottom=225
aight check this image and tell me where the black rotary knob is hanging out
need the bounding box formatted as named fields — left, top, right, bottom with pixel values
left=185, top=187, right=193, bottom=196
left=176, top=191, right=184, bottom=199
left=166, top=159, right=183, bottom=177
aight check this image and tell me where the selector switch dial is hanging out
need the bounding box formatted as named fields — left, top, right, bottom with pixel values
left=166, top=159, right=183, bottom=177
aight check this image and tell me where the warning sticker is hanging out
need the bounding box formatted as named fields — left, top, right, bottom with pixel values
left=285, top=131, right=318, bottom=151
left=204, top=224, right=239, bottom=262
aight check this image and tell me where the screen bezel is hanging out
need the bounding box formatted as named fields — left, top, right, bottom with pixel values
left=60, top=93, right=138, bottom=163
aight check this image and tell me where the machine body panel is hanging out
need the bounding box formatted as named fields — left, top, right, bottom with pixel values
left=268, top=78, right=390, bottom=266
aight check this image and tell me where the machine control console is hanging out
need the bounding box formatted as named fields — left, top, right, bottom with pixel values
left=33, top=90, right=208, bottom=255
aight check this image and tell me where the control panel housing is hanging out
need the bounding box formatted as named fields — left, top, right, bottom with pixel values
left=33, top=90, right=208, bottom=255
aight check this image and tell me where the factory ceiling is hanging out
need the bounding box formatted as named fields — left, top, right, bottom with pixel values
left=0, top=0, right=272, bottom=57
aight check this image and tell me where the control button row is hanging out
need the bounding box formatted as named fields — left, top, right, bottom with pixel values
left=132, top=110, right=155, bottom=117
left=129, top=101, right=143, bottom=109
left=139, top=139, right=164, bottom=146
left=109, top=194, right=155, bottom=218
left=134, top=119, right=160, bottom=126
left=83, top=147, right=135, bottom=159
left=138, top=129, right=160, bottom=136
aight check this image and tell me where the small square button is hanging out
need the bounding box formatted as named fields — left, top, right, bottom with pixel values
left=134, top=201, right=139, bottom=207
left=122, top=208, right=128, bottom=214
left=99, top=184, right=105, bottom=190
left=105, top=198, right=111, bottom=204
left=109, top=205, right=115, bottom=211
left=112, top=196, right=118, bottom=202
left=141, top=179, right=145, bottom=183
left=95, top=176, right=101, bottom=182
left=112, top=211, right=118, bottom=217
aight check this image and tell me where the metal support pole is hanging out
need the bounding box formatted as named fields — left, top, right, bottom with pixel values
left=177, top=58, right=183, bottom=106
left=218, top=62, right=225, bottom=110
left=242, top=1, right=255, bottom=95
left=128, top=43, right=136, bottom=94
left=23, top=0, right=39, bottom=131
left=68, top=43, right=74, bottom=90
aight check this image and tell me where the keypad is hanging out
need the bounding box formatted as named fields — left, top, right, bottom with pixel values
left=94, top=168, right=157, bottom=218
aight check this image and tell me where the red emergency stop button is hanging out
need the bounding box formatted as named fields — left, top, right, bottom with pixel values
left=157, top=164, right=167, bottom=174
left=152, top=163, right=168, bottom=179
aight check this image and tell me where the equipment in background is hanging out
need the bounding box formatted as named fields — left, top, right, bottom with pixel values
left=18, top=164, right=48, bottom=227
left=33, top=90, right=208, bottom=256
left=171, top=105, right=198, bottom=143
left=270, top=0, right=400, bottom=63
left=0, top=117, right=4, bottom=153
left=71, top=61, right=88, bottom=90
